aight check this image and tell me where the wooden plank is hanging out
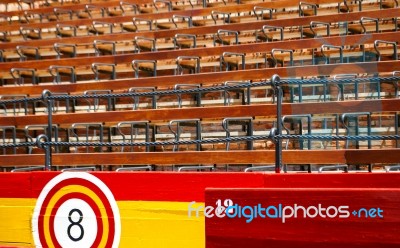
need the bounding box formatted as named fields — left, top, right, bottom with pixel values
left=205, top=188, right=400, bottom=248
left=0, top=104, right=274, bottom=126
left=1, top=149, right=399, bottom=167
left=1, top=31, right=398, bottom=72
left=345, top=149, right=400, bottom=164
left=0, top=154, right=44, bottom=166
left=1, top=60, right=399, bottom=95
left=0, top=98, right=399, bottom=126
left=285, top=98, right=400, bottom=116
left=53, top=151, right=278, bottom=165
left=2, top=0, right=128, bottom=17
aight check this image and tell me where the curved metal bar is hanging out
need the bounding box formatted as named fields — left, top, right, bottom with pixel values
left=318, top=164, right=348, bottom=173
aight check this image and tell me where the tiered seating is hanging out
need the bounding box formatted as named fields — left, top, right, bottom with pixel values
left=0, top=0, right=400, bottom=172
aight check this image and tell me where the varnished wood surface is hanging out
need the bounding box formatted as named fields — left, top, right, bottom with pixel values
left=1, top=8, right=398, bottom=50
left=1, top=30, right=399, bottom=73
left=0, top=60, right=399, bottom=95
left=0, top=98, right=399, bottom=126
left=0, top=149, right=399, bottom=166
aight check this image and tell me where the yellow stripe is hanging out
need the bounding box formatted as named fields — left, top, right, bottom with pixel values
left=118, top=201, right=205, bottom=248
left=44, top=185, right=109, bottom=248
left=0, top=198, right=36, bottom=246
left=0, top=198, right=205, bottom=248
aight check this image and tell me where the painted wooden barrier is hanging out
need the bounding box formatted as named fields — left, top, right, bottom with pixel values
left=206, top=188, right=400, bottom=248
left=0, top=172, right=264, bottom=247
left=0, top=172, right=399, bottom=247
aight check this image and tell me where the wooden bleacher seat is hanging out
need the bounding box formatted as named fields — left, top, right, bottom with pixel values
left=139, top=0, right=172, bottom=13
left=53, top=43, right=76, bottom=57
left=205, top=0, right=227, bottom=8
left=176, top=56, right=201, bottom=74
left=19, top=26, right=42, bottom=40
left=0, top=95, right=29, bottom=116
left=112, top=121, right=154, bottom=153
left=46, top=7, right=73, bottom=21
left=10, top=68, right=38, bottom=85
left=374, top=39, right=398, bottom=61
left=380, top=0, right=399, bottom=9
left=256, top=25, right=283, bottom=42
left=134, top=36, right=157, bottom=52
left=155, top=14, right=192, bottom=29
left=299, top=2, right=318, bottom=17
left=88, top=21, right=115, bottom=35
left=301, top=21, right=330, bottom=38
left=121, top=17, right=153, bottom=32
left=77, top=4, right=104, bottom=19
left=91, top=63, right=117, bottom=80
left=107, top=1, right=138, bottom=16
left=173, top=33, right=198, bottom=49
left=68, top=122, right=106, bottom=153
left=338, top=0, right=362, bottom=13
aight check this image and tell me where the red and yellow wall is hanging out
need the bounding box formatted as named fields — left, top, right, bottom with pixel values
left=0, top=172, right=265, bottom=247
left=0, top=172, right=400, bottom=247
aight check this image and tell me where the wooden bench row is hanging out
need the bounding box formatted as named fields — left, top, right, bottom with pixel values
left=0, top=111, right=395, bottom=138
left=2, top=73, right=398, bottom=114
left=0, top=59, right=399, bottom=95
left=2, top=103, right=399, bottom=169
left=1, top=0, right=161, bottom=12
left=2, top=0, right=214, bottom=26
left=0, top=0, right=283, bottom=32
left=1, top=93, right=399, bottom=126
left=0, top=149, right=399, bottom=168
left=1, top=33, right=398, bottom=87
left=1, top=6, right=400, bottom=51
left=1, top=0, right=389, bottom=39
left=1, top=1, right=394, bottom=48
left=2, top=24, right=399, bottom=68
left=6, top=0, right=395, bottom=25
left=2, top=15, right=399, bottom=63
left=1, top=0, right=227, bottom=18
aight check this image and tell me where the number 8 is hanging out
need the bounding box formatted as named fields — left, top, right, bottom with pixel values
left=67, top=209, right=84, bottom=242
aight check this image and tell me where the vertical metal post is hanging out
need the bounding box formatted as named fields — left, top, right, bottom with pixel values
left=42, top=90, right=53, bottom=170
left=44, top=143, right=51, bottom=171
left=196, top=120, right=201, bottom=151
left=37, top=134, right=51, bottom=171
left=144, top=123, right=150, bottom=152
left=272, top=75, right=282, bottom=173
left=247, top=120, right=253, bottom=150
left=396, top=112, right=399, bottom=148
left=367, top=113, right=372, bottom=172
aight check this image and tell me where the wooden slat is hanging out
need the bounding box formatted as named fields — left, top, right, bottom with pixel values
left=0, top=154, right=44, bottom=166
left=0, top=98, right=399, bottom=126
left=1, top=149, right=399, bottom=167
left=1, top=60, right=399, bottom=95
